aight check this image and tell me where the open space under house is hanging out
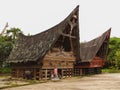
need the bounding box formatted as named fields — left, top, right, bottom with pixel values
left=7, top=5, right=111, bottom=80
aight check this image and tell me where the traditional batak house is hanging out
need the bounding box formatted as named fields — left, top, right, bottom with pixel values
left=7, top=6, right=80, bottom=80
left=7, top=5, right=111, bottom=80
left=74, top=29, right=111, bottom=76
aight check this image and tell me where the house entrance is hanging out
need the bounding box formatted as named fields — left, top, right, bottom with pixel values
left=58, top=69, right=62, bottom=79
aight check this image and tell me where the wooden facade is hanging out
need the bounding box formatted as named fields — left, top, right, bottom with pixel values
left=74, top=57, right=104, bottom=75
left=11, top=49, right=76, bottom=80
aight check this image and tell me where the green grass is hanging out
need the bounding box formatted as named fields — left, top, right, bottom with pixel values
left=0, top=79, right=47, bottom=89
left=102, top=68, right=120, bottom=73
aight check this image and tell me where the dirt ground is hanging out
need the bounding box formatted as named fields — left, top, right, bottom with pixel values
left=3, top=73, right=120, bottom=90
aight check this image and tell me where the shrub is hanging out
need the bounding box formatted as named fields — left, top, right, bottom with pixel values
left=0, top=67, right=11, bottom=74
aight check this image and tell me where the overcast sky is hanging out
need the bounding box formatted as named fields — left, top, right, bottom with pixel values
left=0, top=0, right=119, bottom=42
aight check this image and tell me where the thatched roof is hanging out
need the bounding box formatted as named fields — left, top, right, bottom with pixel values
left=80, top=28, right=111, bottom=62
left=7, top=5, right=80, bottom=63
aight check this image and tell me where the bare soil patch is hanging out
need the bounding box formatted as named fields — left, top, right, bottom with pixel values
left=2, top=73, right=120, bottom=90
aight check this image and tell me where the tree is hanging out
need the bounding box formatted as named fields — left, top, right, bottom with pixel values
left=115, top=51, right=120, bottom=69
left=107, top=37, right=120, bottom=69
left=0, top=36, right=13, bottom=66
left=0, top=27, right=22, bottom=67
left=6, top=28, right=22, bottom=43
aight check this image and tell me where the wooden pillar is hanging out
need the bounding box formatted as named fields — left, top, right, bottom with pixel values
left=99, top=68, right=102, bottom=74
left=70, top=68, right=72, bottom=77
left=45, top=69, right=48, bottom=80
left=69, top=69, right=71, bottom=77
left=65, top=69, right=66, bottom=77
left=83, top=68, right=85, bottom=75
left=16, top=68, right=19, bottom=78
left=94, top=68, right=96, bottom=74
left=65, top=69, right=68, bottom=77
left=67, top=68, right=69, bottom=77
left=39, top=69, right=42, bottom=80
left=12, top=68, right=15, bottom=77
left=61, top=69, right=63, bottom=78
left=74, top=68, right=76, bottom=76
left=67, top=69, right=69, bottom=77
left=66, top=69, right=68, bottom=77
left=70, top=68, right=71, bottom=77
left=65, top=69, right=67, bottom=77
left=21, top=69, right=23, bottom=77
left=72, top=68, right=74, bottom=76
left=69, top=68, right=71, bottom=77
left=34, top=68, right=36, bottom=80
left=68, top=68, right=70, bottom=77
left=80, top=69, right=82, bottom=76
left=63, top=69, right=65, bottom=77
left=88, top=68, right=90, bottom=75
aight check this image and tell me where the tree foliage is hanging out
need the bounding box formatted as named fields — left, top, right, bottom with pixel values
left=107, top=37, right=120, bottom=69
left=6, top=28, right=22, bottom=43
left=0, top=27, right=22, bottom=67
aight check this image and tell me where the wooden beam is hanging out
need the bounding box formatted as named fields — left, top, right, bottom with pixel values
left=44, top=56, right=75, bottom=61
left=68, top=20, right=77, bottom=29
left=61, top=33, right=76, bottom=39
left=69, top=31, right=74, bottom=52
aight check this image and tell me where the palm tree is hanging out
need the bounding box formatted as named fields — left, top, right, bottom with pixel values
left=6, top=28, right=22, bottom=42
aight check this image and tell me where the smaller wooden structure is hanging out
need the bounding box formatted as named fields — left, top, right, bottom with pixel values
left=75, top=29, right=111, bottom=76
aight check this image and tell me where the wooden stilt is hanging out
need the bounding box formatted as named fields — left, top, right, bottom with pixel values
left=80, top=69, right=82, bottom=75
left=16, top=69, right=19, bottom=78
left=34, top=68, right=36, bottom=80
left=39, top=69, right=42, bottom=80
left=61, top=69, right=63, bottom=78
left=45, top=69, right=48, bottom=80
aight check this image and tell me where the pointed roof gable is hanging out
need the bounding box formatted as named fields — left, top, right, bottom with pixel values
left=7, top=6, right=80, bottom=63
left=80, top=28, right=111, bottom=62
